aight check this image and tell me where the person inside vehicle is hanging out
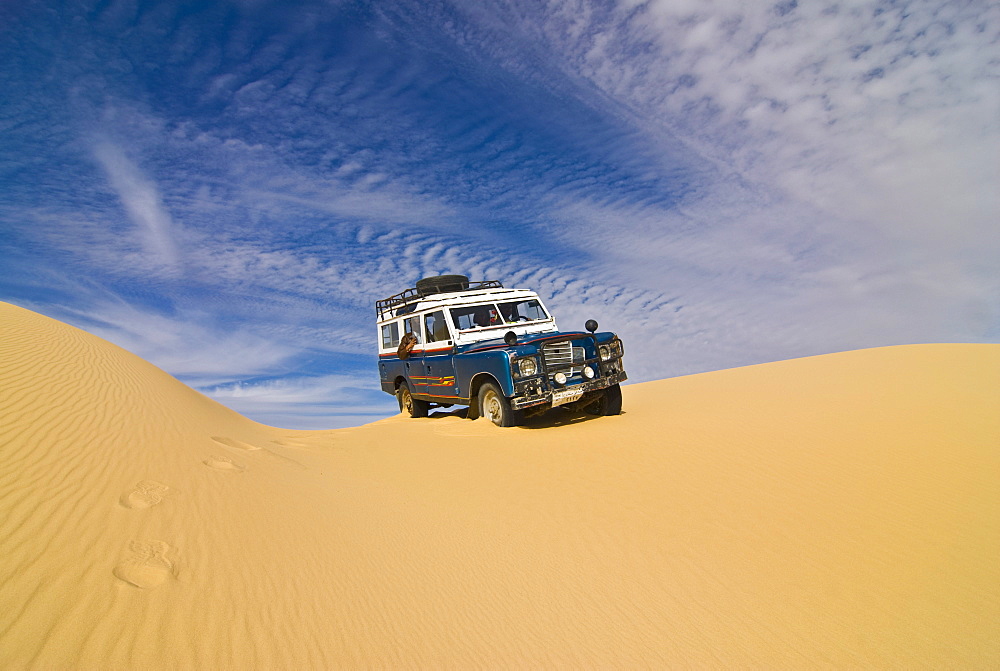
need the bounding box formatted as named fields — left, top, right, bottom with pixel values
left=472, top=307, right=490, bottom=328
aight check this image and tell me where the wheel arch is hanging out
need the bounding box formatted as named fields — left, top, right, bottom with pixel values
left=468, top=372, right=503, bottom=406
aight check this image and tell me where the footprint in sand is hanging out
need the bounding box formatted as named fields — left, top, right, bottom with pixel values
left=215, top=436, right=309, bottom=471
left=113, top=541, right=175, bottom=588
left=271, top=438, right=313, bottom=448
left=119, top=480, right=171, bottom=509
left=211, top=436, right=261, bottom=451
left=203, top=455, right=245, bottom=472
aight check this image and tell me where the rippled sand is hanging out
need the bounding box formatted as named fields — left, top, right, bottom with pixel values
left=1, top=301, right=997, bottom=668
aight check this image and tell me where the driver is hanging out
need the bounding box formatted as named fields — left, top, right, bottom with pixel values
left=500, top=303, right=524, bottom=322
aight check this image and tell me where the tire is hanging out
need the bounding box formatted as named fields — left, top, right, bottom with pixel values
left=416, top=275, right=469, bottom=296
left=585, top=383, right=623, bottom=416
left=397, top=381, right=429, bottom=418
left=465, top=394, right=480, bottom=421
left=477, top=382, right=521, bottom=427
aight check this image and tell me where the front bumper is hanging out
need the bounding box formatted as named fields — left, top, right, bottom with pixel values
left=511, top=369, right=628, bottom=410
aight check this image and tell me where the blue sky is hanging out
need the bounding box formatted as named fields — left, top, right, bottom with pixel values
left=2, top=0, right=997, bottom=428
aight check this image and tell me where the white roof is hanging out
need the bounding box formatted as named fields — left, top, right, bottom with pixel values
left=377, top=287, right=541, bottom=324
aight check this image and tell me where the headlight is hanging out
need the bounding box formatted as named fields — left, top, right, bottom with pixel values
left=611, top=339, right=623, bottom=357
left=554, top=372, right=567, bottom=385
left=517, top=357, right=537, bottom=377
left=599, top=345, right=611, bottom=361
left=583, top=366, right=595, bottom=379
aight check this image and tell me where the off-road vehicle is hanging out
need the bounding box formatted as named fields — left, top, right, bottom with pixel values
left=376, top=275, right=627, bottom=426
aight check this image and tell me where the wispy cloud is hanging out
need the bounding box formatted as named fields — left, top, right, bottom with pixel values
left=91, top=140, right=181, bottom=273
left=55, top=299, right=299, bottom=379
left=534, top=0, right=1000, bottom=243
left=204, top=373, right=397, bottom=430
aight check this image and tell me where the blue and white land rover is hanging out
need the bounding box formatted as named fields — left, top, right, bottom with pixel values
left=376, top=275, right=627, bottom=427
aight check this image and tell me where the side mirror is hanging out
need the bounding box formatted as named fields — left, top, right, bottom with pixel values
left=504, top=331, right=518, bottom=346
left=585, top=319, right=598, bottom=333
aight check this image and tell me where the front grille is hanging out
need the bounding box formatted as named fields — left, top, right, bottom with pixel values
left=543, top=342, right=586, bottom=375
left=543, top=342, right=573, bottom=368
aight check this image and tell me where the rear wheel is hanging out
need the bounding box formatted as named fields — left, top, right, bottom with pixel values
left=397, top=382, right=429, bottom=418
left=478, top=382, right=521, bottom=427
left=585, top=383, right=622, bottom=416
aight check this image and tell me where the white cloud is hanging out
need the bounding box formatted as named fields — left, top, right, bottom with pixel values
left=207, top=372, right=371, bottom=404
left=204, top=374, right=398, bottom=430
left=246, top=183, right=457, bottom=229
left=91, top=140, right=181, bottom=272
left=577, top=0, right=1000, bottom=251
left=73, top=302, right=300, bottom=379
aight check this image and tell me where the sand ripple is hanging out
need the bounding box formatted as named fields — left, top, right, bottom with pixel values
left=1, top=302, right=998, bottom=668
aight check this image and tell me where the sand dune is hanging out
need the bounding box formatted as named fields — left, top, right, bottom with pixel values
left=1, top=301, right=998, bottom=668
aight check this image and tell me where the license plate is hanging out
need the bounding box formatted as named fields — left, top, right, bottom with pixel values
left=551, top=387, right=584, bottom=407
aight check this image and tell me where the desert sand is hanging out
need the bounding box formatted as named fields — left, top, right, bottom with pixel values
left=1, top=300, right=998, bottom=668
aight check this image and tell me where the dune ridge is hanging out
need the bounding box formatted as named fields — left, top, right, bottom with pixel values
left=1, top=301, right=998, bottom=668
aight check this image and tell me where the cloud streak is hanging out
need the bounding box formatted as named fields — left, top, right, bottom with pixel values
left=91, top=140, right=181, bottom=272
left=204, top=373, right=396, bottom=430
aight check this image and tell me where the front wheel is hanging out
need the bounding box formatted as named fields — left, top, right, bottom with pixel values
left=478, top=382, right=521, bottom=427
left=585, top=383, right=622, bottom=416
left=397, top=382, right=429, bottom=418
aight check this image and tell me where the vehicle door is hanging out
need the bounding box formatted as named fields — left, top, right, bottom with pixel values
left=420, top=309, right=458, bottom=399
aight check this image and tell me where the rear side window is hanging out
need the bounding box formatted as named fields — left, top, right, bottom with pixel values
left=403, top=316, right=422, bottom=343
left=380, top=322, right=399, bottom=348
left=424, top=310, right=451, bottom=342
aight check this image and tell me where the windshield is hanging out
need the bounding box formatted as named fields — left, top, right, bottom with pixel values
left=498, top=299, right=547, bottom=323
left=450, top=299, right=549, bottom=331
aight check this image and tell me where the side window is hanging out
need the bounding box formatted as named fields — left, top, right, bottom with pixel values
left=423, top=310, right=450, bottom=342
left=380, top=322, right=399, bottom=349
left=450, top=306, right=474, bottom=330
left=403, top=316, right=422, bottom=344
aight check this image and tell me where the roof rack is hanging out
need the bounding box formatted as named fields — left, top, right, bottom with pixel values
left=376, top=280, right=504, bottom=320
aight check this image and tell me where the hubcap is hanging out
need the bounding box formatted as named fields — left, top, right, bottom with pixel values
left=483, top=391, right=502, bottom=424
